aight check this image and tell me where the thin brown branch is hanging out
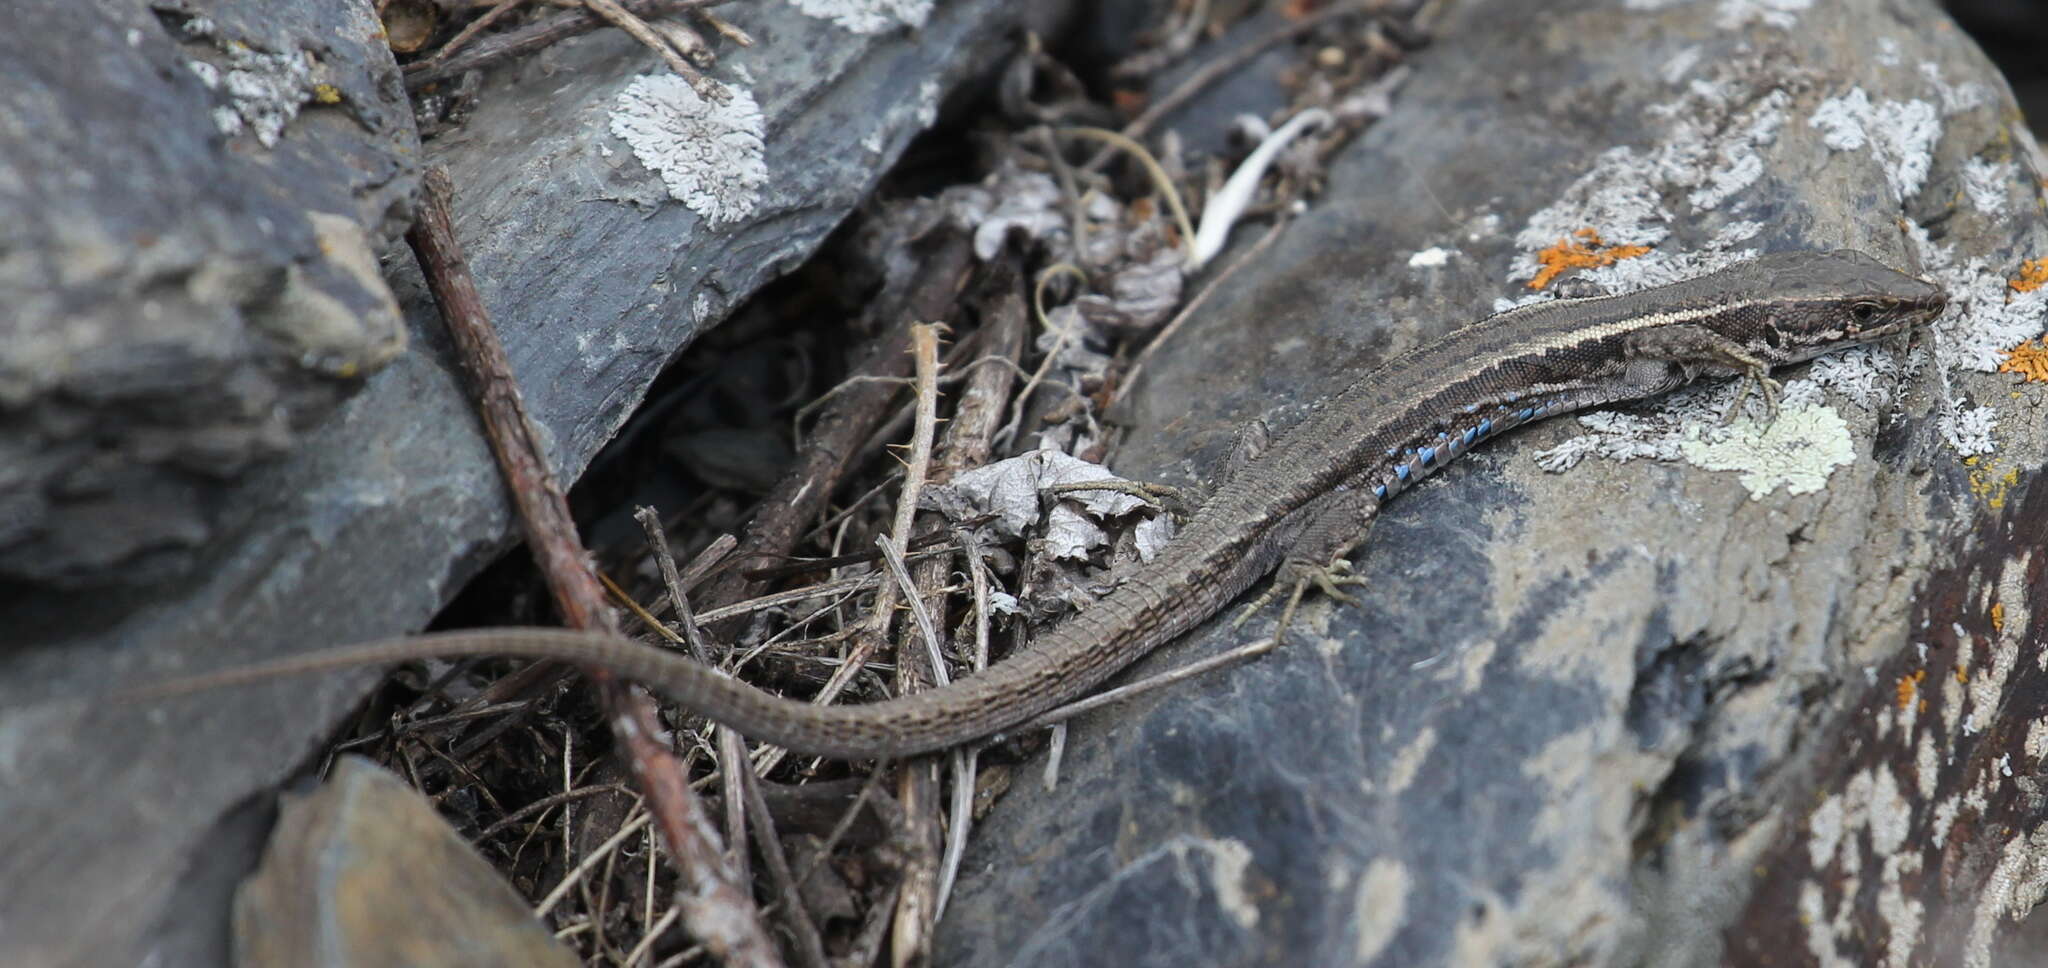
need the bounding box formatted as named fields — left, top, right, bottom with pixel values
left=738, top=749, right=831, bottom=968
left=404, top=0, right=726, bottom=90
left=635, top=505, right=714, bottom=663
left=581, top=0, right=719, bottom=100
left=926, top=264, right=1026, bottom=920
left=406, top=166, right=781, bottom=968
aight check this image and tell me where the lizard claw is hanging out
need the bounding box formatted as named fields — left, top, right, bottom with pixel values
left=1232, top=557, right=1368, bottom=642
left=1722, top=365, right=1783, bottom=425
left=1311, top=559, right=1369, bottom=606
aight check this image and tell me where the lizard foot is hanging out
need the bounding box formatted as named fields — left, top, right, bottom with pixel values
left=1722, top=364, right=1783, bottom=425
left=1230, top=557, right=1368, bottom=642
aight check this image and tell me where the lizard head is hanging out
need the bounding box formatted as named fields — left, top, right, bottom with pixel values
left=1737, top=249, right=1947, bottom=366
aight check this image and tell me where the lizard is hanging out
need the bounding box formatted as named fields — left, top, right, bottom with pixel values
left=127, top=248, right=1947, bottom=760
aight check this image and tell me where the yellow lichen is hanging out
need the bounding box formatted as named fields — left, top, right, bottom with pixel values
left=1527, top=229, right=1651, bottom=290
left=1965, top=455, right=2021, bottom=510
left=1992, top=602, right=2005, bottom=635
left=1895, top=668, right=1925, bottom=709
left=1997, top=338, right=2048, bottom=383
left=2011, top=257, right=2048, bottom=293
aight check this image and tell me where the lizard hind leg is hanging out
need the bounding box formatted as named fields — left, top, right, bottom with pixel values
left=1230, top=489, right=1376, bottom=643
left=1230, top=556, right=1370, bottom=640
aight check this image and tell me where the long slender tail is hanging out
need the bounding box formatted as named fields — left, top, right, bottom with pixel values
left=118, top=614, right=1143, bottom=759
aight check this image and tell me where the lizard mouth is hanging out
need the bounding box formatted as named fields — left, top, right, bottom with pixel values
left=1860, top=289, right=1947, bottom=339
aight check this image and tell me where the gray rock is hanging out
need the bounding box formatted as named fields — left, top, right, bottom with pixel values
left=0, top=0, right=416, bottom=590
left=0, top=1, right=1061, bottom=965
left=939, top=1, right=2048, bottom=965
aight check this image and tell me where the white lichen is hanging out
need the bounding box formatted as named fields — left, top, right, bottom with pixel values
left=1711, top=0, right=1814, bottom=29
left=608, top=74, right=768, bottom=226
left=1808, top=793, right=1846, bottom=869
left=1535, top=374, right=1868, bottom=498
left=1960, top=157, right=2013, bottom=215
left=1532, top=380, right=1730, bottom=472
left=1937, top=400, right=1998, bottom=457
left=1351, top=858, right=1412, bottom=962
left=1805, top=345, right=1901, bottom=411
left=1919, top=61, right=1990, bottom=116
left=1808, top=88, right=1942, bottom=200
left=1622, top=0, right=1812, bottom=28
left=1506, top=64, right=1790, bottom=285
left=1911, top=254, right=2048, bottom=456
left=187, top=41, right=319, bottom=148
left=790, top=0, right=931, bottom=34
left=1964, top=825, right=2048, bottom=968
left=1877, top=852, right=1925, bottom=968
left=1408, top=247, right=1452, bottom=268
left=1675, top=395, right=1858, bottom=499
left=1933, top=263, right=2047, bottom=373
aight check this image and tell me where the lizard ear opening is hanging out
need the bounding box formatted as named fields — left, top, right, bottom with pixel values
left=1760, top=319, right=1784, bottom=350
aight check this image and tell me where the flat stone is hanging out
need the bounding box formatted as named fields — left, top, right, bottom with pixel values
left=234, top=756, right=579, bottom=968
left=938, top=1, right=2048, bottom=965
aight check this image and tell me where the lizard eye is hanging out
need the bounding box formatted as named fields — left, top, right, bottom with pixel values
left=1850, top=302, right=1880, bottom=325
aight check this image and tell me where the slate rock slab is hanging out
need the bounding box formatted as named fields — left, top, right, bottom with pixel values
left=0, top=2, right=1061, bottom=966
left=0, top=0, right=415, bottom=591
left=939, top=1, right=2048, bottom=966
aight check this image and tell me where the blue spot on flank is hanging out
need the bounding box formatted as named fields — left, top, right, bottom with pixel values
left=1463, top=402, right=1480, bottom=413
left=1518, top=408, right=1535, bottom=421
left=1505, top=391, right=1521, bottom=402
left=1419, top=447, right=1436, bottom=464
left=1462, top=427, right=1478, bottom=444
left=1395, top=464, right=1411, bottom=481
left=1373, top=483, right=1388, bottom=499
left=1478, top=419, right=1493, bottom=435
left=1386, top=447, right=1399, bottom=458
left=1438, top=430, right=1449, bottom=440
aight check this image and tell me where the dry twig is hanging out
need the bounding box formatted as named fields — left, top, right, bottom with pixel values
left=408, top=166, right=779, bottom=967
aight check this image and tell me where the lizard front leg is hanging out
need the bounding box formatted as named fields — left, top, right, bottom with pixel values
left=1231, top=488, right=1376, bottom=642
left=1623, top=324, right=1780, bottom=422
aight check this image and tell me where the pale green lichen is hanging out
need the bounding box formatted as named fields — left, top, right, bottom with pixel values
left=1675, top=400, right=1855, bottom=498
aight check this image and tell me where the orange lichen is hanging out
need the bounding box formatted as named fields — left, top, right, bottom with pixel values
left=2011, top=258, right=2048, bottom=293
left=1527, top=229, right=1651, bottom=290
left=1956, top=664, right=1969, bottom=683
left=1992, top=602, right=2005, bottom=635
left=1997, top=338, right=2048, bottom=383
left=1895, top=671, right=1916, bottom=706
